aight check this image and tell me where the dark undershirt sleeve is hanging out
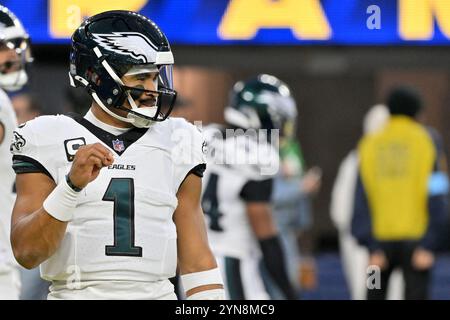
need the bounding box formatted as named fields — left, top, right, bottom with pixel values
left=240, top=178, right=273, bottom=202
left=12, top=155, right=54, bottom=181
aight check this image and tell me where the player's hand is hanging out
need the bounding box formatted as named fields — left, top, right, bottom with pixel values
left=301, top=167, right=322, bottom=195
left=369, top=250, right=388, bottom=270
left=412, top=247, right=435, bottom=270
left=68, top=143, right=114, bottom=189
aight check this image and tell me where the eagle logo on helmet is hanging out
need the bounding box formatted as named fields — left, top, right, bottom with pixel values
left=92, top=32, right=158, bottom=64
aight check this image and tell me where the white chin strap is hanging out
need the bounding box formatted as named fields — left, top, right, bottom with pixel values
left=91, top=91, right=155, bottom=129
left=0, top=70, right=28, bottom=92
left=124, top=92, right=158, bottom=128
left=126, top=106, right=157, bottom=128
left=91, top=89, right=157, bottom=129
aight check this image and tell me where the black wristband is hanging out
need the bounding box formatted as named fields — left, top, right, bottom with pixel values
left=65, top=174, right=83, bottom=192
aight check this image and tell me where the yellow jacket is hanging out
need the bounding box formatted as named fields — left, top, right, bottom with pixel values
left=358, top=116, right=436, bottom=241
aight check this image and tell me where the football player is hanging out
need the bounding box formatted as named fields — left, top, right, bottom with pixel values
left=0, top=5, right=32, bottom=299
left=10, top=10, right=224, bottom=300
left=202, top=74, right=298, bottom=299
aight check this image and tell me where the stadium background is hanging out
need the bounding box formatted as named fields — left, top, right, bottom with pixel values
left=3, top=0, right=450, bottom=298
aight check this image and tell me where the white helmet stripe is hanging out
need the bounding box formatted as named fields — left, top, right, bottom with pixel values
left=1, top=26, right=27, bottom=41
left=224, top=106, right=261, bottom=129
left=155, top=51, right=174, bottom=64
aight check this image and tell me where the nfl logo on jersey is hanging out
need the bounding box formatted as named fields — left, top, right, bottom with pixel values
left=112, top=139, right=125, bottom=152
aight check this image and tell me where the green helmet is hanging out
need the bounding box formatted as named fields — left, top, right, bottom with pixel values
left=224, top=74, right=297, bottom=137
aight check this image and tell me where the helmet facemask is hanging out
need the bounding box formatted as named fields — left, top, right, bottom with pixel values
left=69, top=10, right=178, bottom=128
left=0, top=35, right=33, bottom=92
left=264, top=90, right=298, bottom=138
left=120, top=64, right=177, bottom=127
left=71, top=46, right=177, bottom=128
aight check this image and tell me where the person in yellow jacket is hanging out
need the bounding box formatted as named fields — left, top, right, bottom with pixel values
left=352, top=87, right=449, bottom=300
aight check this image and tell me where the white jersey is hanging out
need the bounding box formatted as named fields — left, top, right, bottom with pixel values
left=201, top=124, right=279, bottom=259
left=11, top=113, right=206, bottom=286
left=0, top=89, right=17, bottom=269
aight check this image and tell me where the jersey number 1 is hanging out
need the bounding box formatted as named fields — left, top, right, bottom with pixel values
left=103, top=178, right=143, bottom=257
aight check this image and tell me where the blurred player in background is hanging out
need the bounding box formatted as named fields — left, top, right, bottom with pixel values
left=9, top=10, right=223, bottom=300
left=202, top=74, right=297, bottom=299
left=352, top=87, right=449, bottom=300
left=0, top=5, right=32, bottom=299
left=8, top=92, right=50, bottom=300
left=265, top=100, right=321, bottom=298
left=331, top=104, right=404, bottom=300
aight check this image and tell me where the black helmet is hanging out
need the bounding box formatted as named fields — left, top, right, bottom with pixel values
left=225, top=74, right=297, bottom=138
left=69, top=10, right=177, bottom=127
left=0, top=5, right=33, bottom=91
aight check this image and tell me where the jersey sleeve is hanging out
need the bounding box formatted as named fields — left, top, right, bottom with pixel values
left=172, top=119, right=207, bottom=189
left=10, top=118, right=57, bottom=181
left=240, top=178, right=273, bottom=202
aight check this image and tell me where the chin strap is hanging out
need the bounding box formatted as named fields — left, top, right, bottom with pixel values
left=0, top=69, right=28, bottom=92
left=125, top=91, right=154, bottom=128
left=90, top=91, right=135, bottom=125
left=91, top=89, right=155, bottom=128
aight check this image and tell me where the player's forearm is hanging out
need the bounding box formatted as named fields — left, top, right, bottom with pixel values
left=11, top=208, right=68, bottom=269
left=179, top=250, right=218, bottom=275
left=178, top=245, right=224, bottom=298
left=259, top=235, right=298, bottom=300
